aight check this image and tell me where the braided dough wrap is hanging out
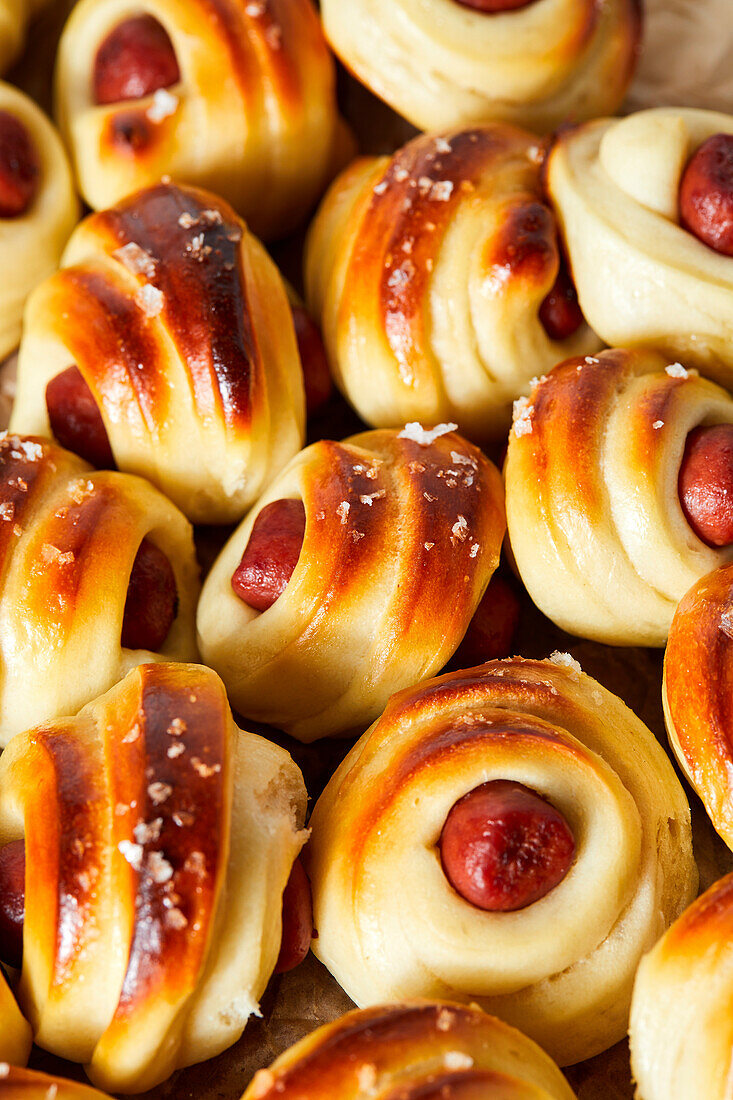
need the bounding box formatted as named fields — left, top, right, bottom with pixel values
left=0, top=434, right=198, bottom=748
left=305, top=127, right=599, bottom=444
left=0, top=1068, right=110, bottom=1099
left=663, top=563, right=733, bottom=849
left=0, top=82, right=78, bottom=362
left=54, top=0, right=347, bottom=239
left=0, top=662, right=308, bottom=1094
left=12, top=181, right=305, bottom=524
left=242, top=1002, right=577, bottom=1100
left=198, top=427, right=505, bottom=741
left=505, top=347, right=733, bottom=647
left=630, top=873, right=733, bottom=1100
left=547, top=108, right=733, bottom=384
left=320, top=0, right=641, bottom=135
left=306, top=657, right=697, bottom=1067
left=0, top=975, right=31, bottom=1066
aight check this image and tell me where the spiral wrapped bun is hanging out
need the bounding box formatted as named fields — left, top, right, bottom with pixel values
left=663, top=563, right=733, bottom=849
left=305, top=127, right=599, bottom=443
left=630, top=872, right=733, bottom=1100
left=0, top=434, right=198, bottom=747
left=505, top=347, right=733, bottom=647
left=0, top=662, right=307, bottom=1093
left=307, top=656, right=697, bottom=1067
left=12, top=182, right=305, bottom=524
left=547, top=109, right=733, bottom=384
left=243, top=1001, right=577, bottom=1100
left=0, top=82, right=78, bottom=361
left=0, top=976, right=30, bottom=1066
left=54, top=0, right=347, bottom=238
left=198, top=426, right=505, bottom=740
left=0, top=1068, right=111, bottom=1099
left=320, top=0, right=641, bottom=135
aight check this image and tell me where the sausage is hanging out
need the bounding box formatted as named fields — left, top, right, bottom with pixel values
left=231, top=499, right=306, bottom=612
left=679, top=424, right=733, bottom=547
left=0, top=840, right=25, bottom=969
left=453, top=0, right=536, bottom=10
left=93, top=15, right=181, bottom=107
left=274, top=857, right=313, bottom=974
left=439, top=780, right=575, bottom=912
left=46, top=366, right=115, bottom=470
left=679, top=134, right=733, bottom=257
left=453, top=574, right=520, bottom=668
left=539, top=261, right=584, bottom=341
left=122, top=538, right=178, bottom=651
left=0, top=111, right=39, bottom=219
left=291, top=305, right=332, bottom=415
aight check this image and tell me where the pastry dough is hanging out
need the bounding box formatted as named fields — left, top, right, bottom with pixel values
left=547, top=108, right=733, bottom=385
left=0, top=662, right=308, bottom=1094
left=0, top=973, right=30, bottom=1066
left=54, top=0, right=348, bottom=239
left=198, top=426, right=506, bottom=740
left=630, top=872, right=733, bottom=1100
left=0, top=0, right=48, bottom=74
left=320, top=0, right=641, bottom=135
left=505, top=347, right=733, bottom=647
left=0, top=81, right=78, bottom=362
left=0, top=434, right=198, bottom=747
left=663, top=563, right=733, bottom=849
left=307, top=656, right=697, bottom=1066
left=305, top=126, right=599, bottom=443
left=243, top=1001, right=577, bottom=1100
left=0, top=1067, right=111, bottom=1098
left=12, top=181, right=305, bottom=524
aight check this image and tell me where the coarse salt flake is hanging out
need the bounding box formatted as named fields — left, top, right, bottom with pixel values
left=167, top=742, right=185, bottom=759
left=399, top=422, right=458, bottom=446
left=166, top=907, right=188, bottom=930
left=135, top=283, right=164, bottom=318
left=336, top=501, right=350, bottom=524
left=429, top=180, right=454, bottom=201
left=513, top=397, right=534, bottom=437
left=118, top=840, right=144, bottom=870
left=666, top=362, right=690, bottom=378
left=134, top=818, right=163, bottom=845
left=0, top=502, right=14, bottom=521
left=357, top=1065, right=377, bottom=1090
left=148, top=781, right=172, bottom=805
left=148, top=851, right=174, bottom=884
left=548, top=650, right=583, bottom=677
left=434, top=137, right=452, bottom=154
left=167, top=717, right=187, bottom=737
left=112, top=241, right=156, bottom=278
left=451, top=515, right=469, bottom=542
left=360, top=490, right=386, bottom=505
left=146, top=88, right=178, bottom=123
left=444, top=1052, right=474, bottom=1071
left=653, top=420, right=664, bottom=429
left=191, top=757, right=221, bottom=778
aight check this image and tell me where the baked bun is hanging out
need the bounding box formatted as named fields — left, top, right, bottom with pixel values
left=320, top=0, right=641, bottom=135
left=305, top=126, right=599, bottom=443
left=0, top=976, right=30, bottom=1066
left=0, top=81, right=78, bottom=361
left=243, top=1001, right=577, bottom=1100
left=0, top=1068, right=110, bottom=1099
left=307, top=656, right=697, bottom=1066
left=630, top=872, right=733, bottom=1100
left=12, top=181, right=305, bottom=524
left=198, top=425, right=506, bottom=740
left=505, top=347, right=733, bottom=647
left=0, top=0, right=48, bottom=74
left=663, top=562, right=733, bottom=849
left=547, top=108, right=733, bottom=385
left=54, top=0, right=348, bottom=239
left=0, top=434, right=198, bottom=747
left=0, top=662, right=308, bottom=1094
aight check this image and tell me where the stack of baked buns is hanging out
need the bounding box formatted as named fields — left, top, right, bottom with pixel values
left=0, top=1, right=732, bottom=1098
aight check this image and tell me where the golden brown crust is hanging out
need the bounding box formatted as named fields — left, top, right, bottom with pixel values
left=198, top=427, right=506, bottom=740
left=663, top=563, right=733, bottom=849
left=55, top=0, right=348, bottom=238
left=307, top=657, right=696, bottom=1066
left=12, top=182, right=305, bottom=523
left=506, top=348, right=733, bottom=646
left=306, top=126, right=598, bottom=443
left=0, top=434, right=199, bottom=747
left=243, top=1002, right=576, bottom=1100
left=0, top=1067, right=110, bottom=1099
left=0, top=662, right=308, bottom=1093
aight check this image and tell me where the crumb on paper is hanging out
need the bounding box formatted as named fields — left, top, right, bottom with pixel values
left=399, top=422, right=458, bottom=446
